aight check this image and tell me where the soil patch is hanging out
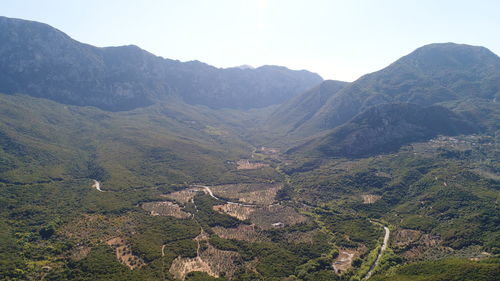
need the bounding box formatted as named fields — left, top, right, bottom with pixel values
left=106, top=237, right=146, bottom=270
left=214, top=204, right=307, bottom=229
left=332, top=246, right=365, bottom=274
left=169, top=231, right=241, bottom=280
left=213, top=204, right=256, bottom=221
left=236, top=159, right=269, bottom=170
left=164, top=188, right=203, bottom=204
left=361, top=194, right=381, bottom=204
left=60, top=214, right=136, bottom=245
left=392, top=228, right=443, bottom=261
left=250, top=205, right=307, bottom=229
left=212, top=224, right=269, bottom=243
left=210, top=183, right=283, bottom=205
left=141, top=201, right=191, bottom=219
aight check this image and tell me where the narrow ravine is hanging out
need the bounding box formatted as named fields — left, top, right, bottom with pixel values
left=364, top=225, right=390, bottom=280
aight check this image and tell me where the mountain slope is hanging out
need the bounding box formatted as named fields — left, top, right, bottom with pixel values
left=0, top=16, right=322, bottom=111
left=0, top=16, right=498, bottom=281
left=290, top=103, right=476, bottom=158
left=291, top=43, right=500, bottom=136
left=0, top=93, right=254, bottom=187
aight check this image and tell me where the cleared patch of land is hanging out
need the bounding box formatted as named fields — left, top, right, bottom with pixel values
left=392, top=229, right=423, bottom=248
left=60, top=214, right=136, bottom=244
left=141, top=201, right=191, bottom=219
left=214, top=204, right=307, bottom=229
left=254, top=147, right=281, bottom=160
left=213, top=204, right=255, bottom=221
left=391, top=228, right=444, bottom=261
left=212, top=224, right=269, bottom=243
left=106, top=237, right=146, bottom=270
left=169, top=231, right=241, bottom=280
left=362, top=194, right=381, bottom=204
left=257, top=147, right=279, bottom=155
left=163, top=188, right=204, bottom=203
left=60, top=214, right=137, bottom=261
left=170, top=256, right=215, bottom=280
left=209, top=183, right=283, bottom=205
left=284, top=230, right=318, bottom=244
left=251, top=205, right=307, bottom=229
left=332, top=247, right=365, bottom=274
left=236, top=159, right=269, bottom=170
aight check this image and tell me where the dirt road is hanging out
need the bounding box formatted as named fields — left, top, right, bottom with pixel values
left=92, top=179, right=104, bottom=192
left=191, top=185, right=256, bottom=207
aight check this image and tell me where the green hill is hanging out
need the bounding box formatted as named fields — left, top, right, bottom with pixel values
left=286, top=43, right=500, bottom=137
left=289, top=103, right=477, bottom=158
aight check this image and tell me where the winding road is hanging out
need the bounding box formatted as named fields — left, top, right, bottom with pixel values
left=191, top=184, right=257, bottom=207
left=364, top=225, right=390, bottom=280
left=192, top=185, right=219, bottom=200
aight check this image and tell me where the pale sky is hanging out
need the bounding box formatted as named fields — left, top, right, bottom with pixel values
left=1, top=0, right=499, bottom=81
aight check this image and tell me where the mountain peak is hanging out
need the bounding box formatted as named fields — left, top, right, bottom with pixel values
left=396, top=42, right=500, bottom=71
left=282, top=42, right=500, bottom=138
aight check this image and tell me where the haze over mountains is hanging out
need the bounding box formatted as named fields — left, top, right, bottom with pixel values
left=272, top=43, right=500, bottom=136
left=0, top=16, right=499, bottom=281
left=0, top=16, right=322, bottom=111
left=0, top=15, right=498, bottom=165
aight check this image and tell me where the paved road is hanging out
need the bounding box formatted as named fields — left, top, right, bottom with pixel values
left=364, top=225, right=390, bottom=279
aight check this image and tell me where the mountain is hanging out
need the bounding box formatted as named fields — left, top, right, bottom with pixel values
left=286, top=43, right=500, bottom=137
left=0, top=16, right=322, bottom=111
left=0, top=93, right=255, bottom=187
left=290, top=103, right=476, bottom=158
left=0, top=16, right=499, bottom=281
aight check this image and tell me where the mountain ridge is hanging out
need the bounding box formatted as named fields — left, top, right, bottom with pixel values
left=282, top=43, right=500, bottom=138
left=0, top=16, right=323, bottom=111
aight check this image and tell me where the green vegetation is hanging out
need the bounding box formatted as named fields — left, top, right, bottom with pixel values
left=0, top=37, right=499, bottom=281
left=371, top=258, right=500, bottom=281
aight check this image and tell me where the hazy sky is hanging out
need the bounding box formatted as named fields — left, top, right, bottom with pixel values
left=1, top=0, right=499, bottom=81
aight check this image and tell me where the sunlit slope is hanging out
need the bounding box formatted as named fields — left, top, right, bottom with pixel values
left=0, top=93, right=252, bottom=188
left=285, top=43, right=500, bottom=138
